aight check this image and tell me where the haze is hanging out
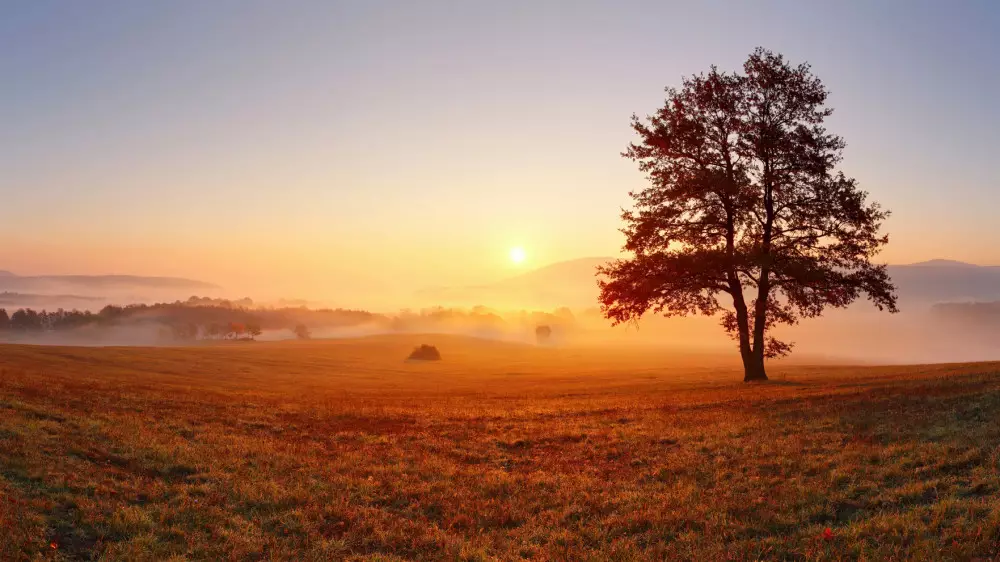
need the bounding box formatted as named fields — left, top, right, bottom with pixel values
left=3, top=1, right=1000, bottom=365
left=3, top=1, right=999, bottom=306
left=10, top=3, right=1000, bottom=559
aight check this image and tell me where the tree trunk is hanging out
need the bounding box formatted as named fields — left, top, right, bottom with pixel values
left=742, top=352, right=768, bottom=382
left=747, top=278, right=770, bottom=382
left=747, top=159, right=774, bottom=383
left=730, top=287, right=759, bottom=382
left=748, top=275, right=770, bottom=382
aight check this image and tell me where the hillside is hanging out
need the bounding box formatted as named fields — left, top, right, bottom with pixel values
left=1, top=338, right=999, bottom=559
left=0, top=273, right=222, bottom=309
left=0, top=273, right=218, bottom=293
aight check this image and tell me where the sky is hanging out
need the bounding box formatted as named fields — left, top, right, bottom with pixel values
left=2, top=1, right=999, bottom=303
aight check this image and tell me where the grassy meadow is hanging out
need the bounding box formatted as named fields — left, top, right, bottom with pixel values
left=1, top=335, right=1000, bottom=560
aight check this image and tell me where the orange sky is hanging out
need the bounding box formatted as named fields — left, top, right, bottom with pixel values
left=5, top=3, right=1000, bottom=306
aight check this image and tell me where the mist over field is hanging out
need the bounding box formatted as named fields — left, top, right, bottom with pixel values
left=2, top=257, right=999, bottom=367
left=9, top=0, right=1000, bottom=558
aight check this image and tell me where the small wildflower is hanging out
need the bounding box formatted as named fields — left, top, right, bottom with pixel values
left=823, top=527, right=833, bottom=541
left=50, top=541, right=58, bottom=549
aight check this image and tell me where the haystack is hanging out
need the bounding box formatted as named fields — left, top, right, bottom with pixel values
left=407, top=344, right=441, bottom=361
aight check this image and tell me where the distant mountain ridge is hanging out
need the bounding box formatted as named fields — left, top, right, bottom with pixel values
left=418, top=257, right=1000, bottom=308
left=904, top=259, right=986, bottom=268
left=0, top=272, right=219, bottom=294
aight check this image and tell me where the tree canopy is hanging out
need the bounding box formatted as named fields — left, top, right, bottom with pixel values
left=599, top=48, right=897, bottom=381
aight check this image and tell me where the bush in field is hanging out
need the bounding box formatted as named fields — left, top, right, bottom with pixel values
left=407, top=344, right=441, bottom=361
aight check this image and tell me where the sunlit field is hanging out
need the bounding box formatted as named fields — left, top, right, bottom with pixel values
left=2, top=335, right=1000, bottom=560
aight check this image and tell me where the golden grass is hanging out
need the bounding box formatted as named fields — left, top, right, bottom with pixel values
left=1, top=334, right=999, bottom=560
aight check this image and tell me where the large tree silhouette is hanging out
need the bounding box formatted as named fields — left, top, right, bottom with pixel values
left=599, top=48, right=897, bottom=381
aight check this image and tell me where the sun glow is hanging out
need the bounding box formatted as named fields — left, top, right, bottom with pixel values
left=509, top=246, right=526, bottom=264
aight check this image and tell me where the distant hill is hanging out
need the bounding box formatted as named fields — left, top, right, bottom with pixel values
left=0, top=291, right=110, bottom=312
left=0, top=273, right=219, bottom=295
left=887, top=261, right=1000, bottom=303
left=417, top=257, right=1000, bottom=309
left=904, top=259, right=981, bottom=268
left=0, top=292, right=104, bottom=304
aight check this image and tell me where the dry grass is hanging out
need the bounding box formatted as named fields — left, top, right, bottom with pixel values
left=1, top=334, right=999, bottom=560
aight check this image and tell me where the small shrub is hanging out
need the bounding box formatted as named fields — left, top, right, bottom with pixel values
left=407, top=344, right=441, bottom=361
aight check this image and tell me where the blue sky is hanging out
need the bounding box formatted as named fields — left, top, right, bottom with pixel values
left=2, top=1, right=998, bottom=299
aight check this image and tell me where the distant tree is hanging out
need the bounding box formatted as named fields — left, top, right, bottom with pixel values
left=293, top=324, right=311, bottom=340
left=158, top=325, right=173, bottom=342
left=0, top=308, right=9, bottom=331
left=553, top=307, right=576, bottom=323
left=535, top=325, right=552, bottom=344
left=246, top=323, right=262, bottom=340
left=10, top=309, right=43, bottom=331
left=207, top=323, right=222, bottom=340
left=169, top=322, right=199, bottom=341
left=229, top=322, right=245, bottom=340
left=599, top=48, right=897, bottom=381
left=98, top=305, right=124, bottom=323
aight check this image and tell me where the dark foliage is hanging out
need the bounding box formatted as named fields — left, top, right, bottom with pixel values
left=407, top=344, right=441, bottom=361
left=0, top=298, right=583, bottom=345
left=293, top=324, right=312, bottom=340
left=599, top=48, right=897, bottom=381
left=0, top=299, right=377, bottom=342
left=536, top=325, right=552, bottom=344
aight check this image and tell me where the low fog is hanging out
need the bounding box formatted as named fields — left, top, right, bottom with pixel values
left=2, top=299, right=998, bottom=367
left=3, top=260, right=1000, bottom=365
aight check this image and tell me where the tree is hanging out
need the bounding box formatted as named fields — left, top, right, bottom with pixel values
left=170, top=322, right=199, bottom=341
left=10, top=309, right=43, bottom=331
left=293, top=324, right=311, bottom=340
left=535, top=325, right=552, bottom=344
left=246, top=323, right=262, bottom=340
left=599, top=48, right=897, bottom=382
left=229, top=322, right=245, bottom=340
left=98, top=305, right=125, bottom=324
left=207, top=323, right=222, bottom=340
left=0, top=308, right=9, bottom=331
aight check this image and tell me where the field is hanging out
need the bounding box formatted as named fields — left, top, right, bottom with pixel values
left=1, top=335, right=1000, bottom=560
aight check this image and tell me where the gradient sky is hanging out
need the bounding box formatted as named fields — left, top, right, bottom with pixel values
left=3, top=1, right=999, bottom=303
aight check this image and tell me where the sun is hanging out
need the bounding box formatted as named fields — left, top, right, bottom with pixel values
left=509, top=246, right=526, bottom=264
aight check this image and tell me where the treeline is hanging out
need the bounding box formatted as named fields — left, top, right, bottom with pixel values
left=0, top=297, right=378, bottom=342
left=0, top=296, right=582, bottom=343
left=0, top=307, right=101, bottom=332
